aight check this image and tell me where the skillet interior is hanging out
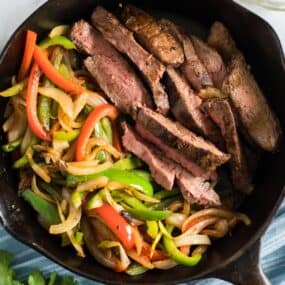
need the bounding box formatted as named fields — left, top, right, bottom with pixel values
left=0, top=0, right=285, bottom=284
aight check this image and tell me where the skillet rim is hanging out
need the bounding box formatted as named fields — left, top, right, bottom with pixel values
left=0, top=0, right=285, bottom=284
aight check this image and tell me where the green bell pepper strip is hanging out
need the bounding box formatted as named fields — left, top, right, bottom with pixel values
left=0, top=79, right=27, bottom=97
left=13, top=155, right=29, bottom=169
left=154, top=187, right=180, bottom=200
left=50, top=101, right=58, bottom=120
left=66, top=156, right=143, bottom=185
left=114, top=192, right=146, bottom=210
left=13, top=135, right=39, bottom=168
left=38, top=181, right=61, bottom=201
left=130, top=170, right=152, bottom=181
left=54, top=130, right=80, bottom=142
left=95, top=120, right=108, bottom=161
left=75, top=231, right=84, bottom=245
left=38, top=45, right=65, bottom=131
left=95, top=121, right=107, bottom=141
left=151, top=196, right=182, bottom=210
left=59, top=63, right=70, bottom=78
left=101, top=117, right=112, bottom=144
left=68, top=168, right=153, bottom=196
left=96, top=151, right=106, bottom=162
left=126, top=263, right=148, bottom=276
left=39, top=36, right=76, bottom=50
left=1, top=138, right=22, bottom=152
left=112, top=156, right=142, bottom=171
left=83, top=104, right=93, bottom=115
left=85, top=190, right=104, bottom=210
left=71, top=191, right=87, bottom=209
left=163, top=225, right=202, bottom=266
left=122, top=200, right=169, bottom=220
left=38, top=95, right=51, bottom=131
left=21, top=189, right=60, bottom=225
left=146, top=221, right=159, bottom=239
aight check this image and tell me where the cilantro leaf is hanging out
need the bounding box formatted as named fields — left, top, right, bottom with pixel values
left=59, top=276, right=78, bottom=285
left=48, top=272, right=57, bottom=285
left=0, top=250, right=23, bottom=285
left=28, top=270, right=45, bottom=285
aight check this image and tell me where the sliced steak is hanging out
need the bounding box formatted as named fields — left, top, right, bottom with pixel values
left=202, top=99, right=253, bottom=193
left=176, top=170, right=221, bottom=207
left=207, top=21, right=239, bottom=62
left=122, top=123, right=221, bottom=206
left=159, top=19, right=212, bottom=90
left=91, top=6, right=169, bottom=115
left=122, top=122, right=176, bottom=190
left=165, top=66, right=222, bottom=145
left=135, top=106, right=230, bottom=171
left=135, top=123, right=217, bottom=180
left=191, top=35, right=226, bottom=89
left=207, top=22, right=282, bottom=151
left=122, top=5, right=184, bottom=66
left=222, top=55, right=282, bottom=151
left=70, top=20, right=152, bottom=114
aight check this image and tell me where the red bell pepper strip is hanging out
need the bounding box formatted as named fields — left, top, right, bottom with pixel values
left=33, top=46, right=84, bottom=95
left=141, top=242, right=167, bottom=262
left=75, top=104, right=119, bottom=161
left=18, top=30, right=37, bottom=81
left=26, top=63, right=51, bottom=141
left=90, top=203, right=135, bottom=250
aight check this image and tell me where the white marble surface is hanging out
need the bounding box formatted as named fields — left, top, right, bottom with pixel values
left=0, top=0, right=284, bottom=53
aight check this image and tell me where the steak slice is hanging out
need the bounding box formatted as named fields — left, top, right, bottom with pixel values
left=165, top=66, right=222, bottom=145
left=191, top=35, right=226, bottom=89
left=207, top=22, right=282, bottom=151
left=222, top=55, right=282, bottom=151
left=135, top=123, right=217, bottom=180
left=135, top=106, right=230, bottom=171
left=91, top=6, right=169, bottom=115
left=207, top=21, right=239, bottom=62
left=176, top=170, right=221, bottom=207
left=122, top=123, right=221, bottom=206
left=71, top=20, right=152, bottom=114
left=202, top=99, right=253, bottom=193
left=122, top=5, right=184, bottom=66
left=122, top=122, right=176, bottom=190
left=160, top=19, right=212, bottom=90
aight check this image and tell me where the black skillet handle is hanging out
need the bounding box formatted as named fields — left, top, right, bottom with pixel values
left=211, top=240, right=271, bottom=285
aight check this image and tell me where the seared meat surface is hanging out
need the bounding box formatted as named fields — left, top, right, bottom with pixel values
left=160, top=19, right=212, bottom=90
left=122, top=122, right=221, bottom=206
left=191, top=35, right=226, bottom=89
left=92, top=6, right=169, bottom=115
left=71, top=20, right=152, bottom=114
left=202, top=99, right=253, bottom=194
left=135, top=123, right=217, bottom=180
left=122, top=5, right=184, bottom=66
left=135, top=106, right=230, bottom=171
left=122, top=122, right=176, bottom=190
left=176, top=169, right=221, bottom=207
left=222, top=55, right=282, bottom=151
left=207, top=21, right=238, bottom=62
left=70, top=8, right=282, bottom=207
left=207, top=21, right=281, bottom=151
left=165, top=66, right=222, bottom=145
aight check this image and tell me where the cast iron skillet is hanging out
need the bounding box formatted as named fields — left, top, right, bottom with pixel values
left=0, top=0, right=285, bottom=284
